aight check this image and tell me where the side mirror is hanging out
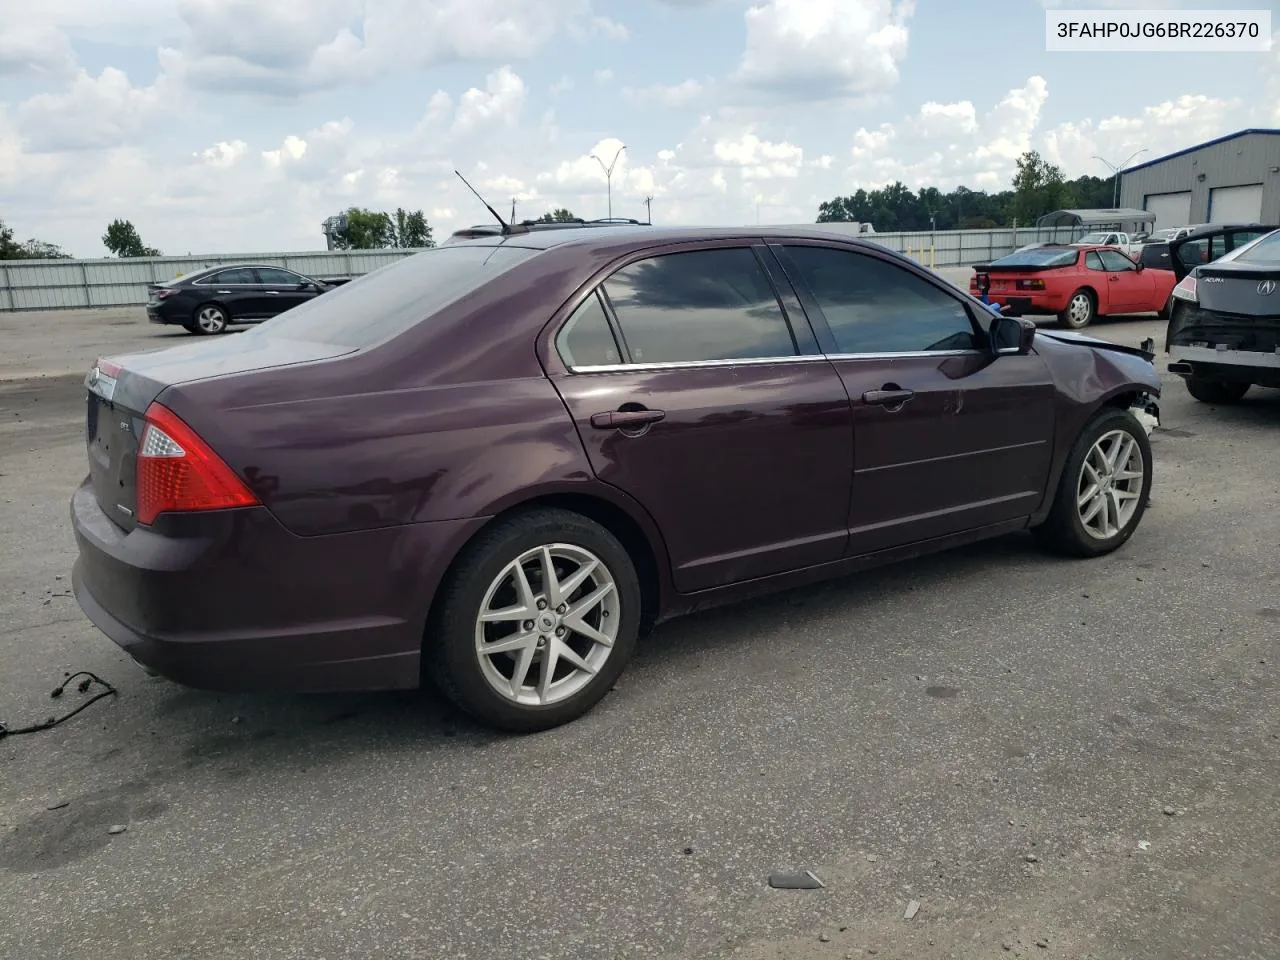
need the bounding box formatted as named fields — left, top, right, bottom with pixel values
left=989, top=315, right=1036, bottom=356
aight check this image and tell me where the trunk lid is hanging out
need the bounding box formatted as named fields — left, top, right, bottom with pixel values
left=84, top=332, right=355, bottom=532
left=1196, top=264, right=1280, bottom=318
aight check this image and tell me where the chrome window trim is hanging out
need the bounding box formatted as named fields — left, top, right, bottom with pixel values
left=565, top=348, right=983, bottom=374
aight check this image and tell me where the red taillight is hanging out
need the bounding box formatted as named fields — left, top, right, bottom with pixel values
left=136, top=402, right=259, bottom=525
left=1171, top=275, right=1198, bottom=303
left=155, top=288, right=179, bottom=299
left=1016, top=279, right=1046, bottom=290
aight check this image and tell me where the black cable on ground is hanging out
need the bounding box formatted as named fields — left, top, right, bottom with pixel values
left=0, top=671, right=118, bottom=739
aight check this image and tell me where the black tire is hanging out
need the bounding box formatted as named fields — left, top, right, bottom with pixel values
left=1057, top=289, right=1096, bottom=329
left=1185, top=378, right=1249, bottom=404
left=426, top=508, right=642, bottom=733
left=191, top=303, right=229, bottom=335
left=1032, top=407, right=1153, bottom=558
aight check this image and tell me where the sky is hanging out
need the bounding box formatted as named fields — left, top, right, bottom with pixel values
left=0, top=0, right=1277, bottom=257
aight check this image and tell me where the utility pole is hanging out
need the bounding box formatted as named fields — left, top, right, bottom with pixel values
left=1092, top=149, right=1148, bottom=207
left=590, top=144, right=626, bottom=219
left=643, top=196, right=653, bottom=224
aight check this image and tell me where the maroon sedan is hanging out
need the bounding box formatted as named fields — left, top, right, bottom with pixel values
left=72, top=226, right=1162, bottom=731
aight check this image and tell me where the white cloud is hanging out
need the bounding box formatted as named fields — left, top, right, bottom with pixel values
left=16, top=67, right=175, bottom=151
left=0, top=23, right=76, bottom=76
left=198, top=140, right=248, bottom=168
left=594, top=68, right=615, bottom=84
left=733, top=0, right=913, bottom=101
left=624, top=79, right=704, bottom=107
left=712, top=132, right=804, bottom=179
left=452, top=66, right=527, bottom=135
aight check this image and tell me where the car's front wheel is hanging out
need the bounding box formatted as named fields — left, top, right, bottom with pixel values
left=191, top=303, right=229, bottom=335
left=427, top=508, right=642, bottom=732
left=1032, top=408, right=1153, bottom=558
left=1185, top=378, right=1250, bottom=404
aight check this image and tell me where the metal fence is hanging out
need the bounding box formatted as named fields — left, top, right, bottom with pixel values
left=0, top=227, right=1087, bottom=312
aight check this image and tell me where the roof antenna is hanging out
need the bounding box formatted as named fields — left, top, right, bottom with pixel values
left=454, top=169, right=528, bottom=235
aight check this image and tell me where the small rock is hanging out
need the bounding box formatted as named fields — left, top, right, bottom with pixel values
left=866, top=854, right=879, bottom=863
left=1025, top=854, right=1039, bottom=863
left=1002, top=943, right=1013, bottom=952
left=107, top=824, right=127, bottom=835
left=903, top=899, right=921, bottom=921
left=1036, top=939, right=1049, bottom=949
left=1162, top=805, right=1177, bottom=816
left=1137, top=840, right=1151, bottom=851
left=231, top=716, right=244, bottom=725
left=819, top=933, right=831, bottom=943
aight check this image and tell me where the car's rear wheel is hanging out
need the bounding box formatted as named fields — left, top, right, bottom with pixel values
left=1185, top=378, right=1250, bottom=404
left=427, top=508, right=641, bottom=732
left=192, top=303, right=229, bottom=335
left=1032, top=408, right=1152, bottom=558
left=1058, top=289, right=1095, bottom=329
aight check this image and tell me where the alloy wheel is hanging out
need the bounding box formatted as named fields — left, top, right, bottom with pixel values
left=1067, top=293, right=1092, bottom=327
left=474, top=544, right=620, bottom=706
left=1076, top=428, right=1145, bottom=540
left=197, top=306, right=227, bottom=333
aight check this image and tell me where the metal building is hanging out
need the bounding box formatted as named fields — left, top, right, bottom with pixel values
left=1118, top=129, right=1280, bottom=230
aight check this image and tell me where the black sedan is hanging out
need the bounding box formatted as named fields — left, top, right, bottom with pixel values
left=146, top=264, right=350, bottom=335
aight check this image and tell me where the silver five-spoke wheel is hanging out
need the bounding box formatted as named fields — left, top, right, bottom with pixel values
left=196, top=305, right=228, bottom=334
left=1077, top=429, right=1144, bottom=540
left=475, top=544, right=619, bottom=707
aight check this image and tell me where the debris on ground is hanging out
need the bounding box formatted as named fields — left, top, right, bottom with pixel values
left=1137, top=841, right=1151, bottom=851
left=768, top=870, right=825, bottom=890
left=903, top=900, right=920, bottom=921
left=107, top=824, right=127, bottom=835
left=1025, top=854, right=1039, bottom=862
left=1162, top=805, right=1177, bottom=816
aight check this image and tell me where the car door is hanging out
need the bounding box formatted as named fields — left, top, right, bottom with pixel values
left=1097, top=249, right=1154, bottom=312
left=197, top=267, right=261, bottom=319
left=770, top=241, right=1056, bottom=556
left=1082, top=251, right=1115, bottom=314
left=545, top=242, right=854, bottom=593
left=255, top=267, right=318, bottom=315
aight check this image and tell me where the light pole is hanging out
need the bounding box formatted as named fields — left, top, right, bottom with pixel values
left=1092, top=149, right=1148, bottom=208
left=590, top=144, right=626, bottom=219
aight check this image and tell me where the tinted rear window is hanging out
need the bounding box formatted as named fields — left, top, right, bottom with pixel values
left=1233, top=230, right=1280, bottom=264
left=990, top=249, right=1078, bottom=268
left=252, top=245, right=538, bottom=348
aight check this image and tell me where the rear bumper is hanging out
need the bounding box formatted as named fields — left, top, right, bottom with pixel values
left=1168, top=345, right=1280, bottom=387
left=70, top=478, right=485, bottom=693
left=968, top=290, right=1068, bottom=315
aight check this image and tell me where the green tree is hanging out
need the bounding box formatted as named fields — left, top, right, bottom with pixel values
left=102, top=219, right=160, bottom=257
left=392, top=207, right=434, bottom=248
left=533, top=208, right=579, bottom=223
left=1, top=218, right=71, bottom=259
left=1011, top=151, right=1068, bottom=224
left=331, top=207, right=394, bottom=249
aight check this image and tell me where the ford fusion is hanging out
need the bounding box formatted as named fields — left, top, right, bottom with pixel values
left=73, top=226, right=1162, bottom=732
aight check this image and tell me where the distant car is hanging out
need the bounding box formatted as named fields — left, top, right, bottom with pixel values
left=72, top=225, right=1162, bottom=732
left=444, top=217, right=650, bottom=244
left=970, top=244, right=1179, bottom=329
left=1073, top=231, right=1132, bottom=251
left=1166, top=227, right=1280, bottom=404
left=147, top=265, right=347, bottom=335
left=1135, top=223, right=1275, bottom=280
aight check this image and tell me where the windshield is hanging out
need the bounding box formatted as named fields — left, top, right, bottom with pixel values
left=1231, top=229, right=1280, bottom=265
left=1151, top=229, right=1179, bottom=241
left=1077, top=232, right=1113, bottom=244
left=990, top=248, right=1078, bottom=268
left=253, top=244, right=539, bottom=348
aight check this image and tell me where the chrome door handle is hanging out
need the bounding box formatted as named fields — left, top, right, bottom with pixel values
left=266, top=290, right=280, bottom=295
left=216, top=290, right=231, bottom=294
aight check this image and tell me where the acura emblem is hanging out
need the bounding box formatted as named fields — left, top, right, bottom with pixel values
left=1259, top=280, right=1277, bottom=296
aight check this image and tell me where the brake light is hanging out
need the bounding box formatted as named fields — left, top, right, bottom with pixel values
left=136, top=402, right=258, bottom=524
left=1171, top=275, right=1198, bottom=303
left=154, top=288, right=180, bottom=299
left=1016, top=279, right=1046, bottom=290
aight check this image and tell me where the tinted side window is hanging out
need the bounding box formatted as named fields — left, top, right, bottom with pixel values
left=782, top=245, right=977, bottom=354
left=1098, top=250, right=1135, bottom=272
left=211, top=268, right=258, bottom=284
left=601, top=248, right=797, bottom=364
left=1085, top=252, right=1105, bottom=271
left=557, top=293, right=622, bottom=367
left=257, top=267, right=306, bottom=285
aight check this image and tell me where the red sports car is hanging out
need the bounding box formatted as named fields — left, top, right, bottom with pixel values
left=970, top=244, right=1179, bottom=329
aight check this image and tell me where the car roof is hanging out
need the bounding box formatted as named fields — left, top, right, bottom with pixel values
left=448, top=224, right=893, bottom=253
